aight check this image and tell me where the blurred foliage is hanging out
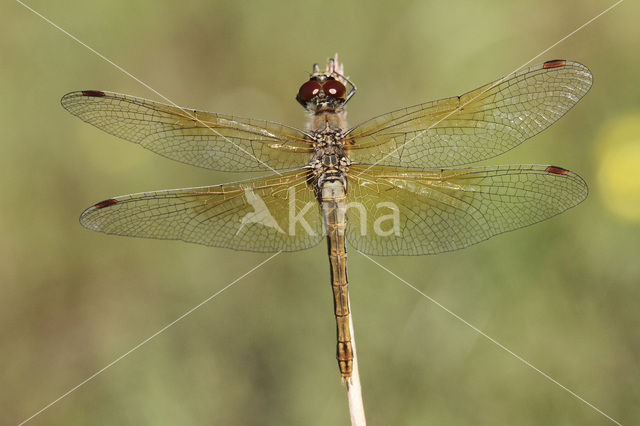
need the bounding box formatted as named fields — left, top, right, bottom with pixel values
left=2, top=0, right=639, bottom=425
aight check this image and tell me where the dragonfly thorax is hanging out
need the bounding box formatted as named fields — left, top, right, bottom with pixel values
left=309, top=137, right=350, bottom=195
left=310, top=143, right=349, bottom=170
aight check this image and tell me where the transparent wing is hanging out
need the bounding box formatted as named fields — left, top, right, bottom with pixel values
left=62, top=91, right=313, bottom=172
left=345, top=164, right=587, bottom=255
left=80, top=169, right=324, bottom=252
left=345, top=60, right=592, bottom=168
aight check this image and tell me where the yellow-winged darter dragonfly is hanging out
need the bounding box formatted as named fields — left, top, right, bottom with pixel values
left=63, top=56, right=591, bottom=382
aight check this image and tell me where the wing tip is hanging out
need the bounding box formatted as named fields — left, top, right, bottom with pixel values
left=61, top=90, right=107, bottom=109
left=543, top=165, right=589, bottom=202
left=79, top=198, right=118, bottom=230
left=541, top=59, right=592, bottom=80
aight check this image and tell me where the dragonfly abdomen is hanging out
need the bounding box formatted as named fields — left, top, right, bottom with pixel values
left=320, top=180, right=353, bottom=381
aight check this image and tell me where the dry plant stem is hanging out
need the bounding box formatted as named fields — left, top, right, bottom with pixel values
left=346, top=296, right=366, bottom=426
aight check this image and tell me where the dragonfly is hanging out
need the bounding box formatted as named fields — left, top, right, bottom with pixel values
left=62, top=55, right=591, bottom=383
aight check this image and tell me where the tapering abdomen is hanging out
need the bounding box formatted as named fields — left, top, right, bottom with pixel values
left=320, top=180, right=352, bottom=381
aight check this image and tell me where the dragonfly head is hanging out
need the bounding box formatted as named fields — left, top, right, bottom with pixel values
left=296, top=55, right=356, bottom=111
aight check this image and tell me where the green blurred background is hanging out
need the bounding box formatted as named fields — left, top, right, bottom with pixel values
left=2, top=0, right=639, bottom=424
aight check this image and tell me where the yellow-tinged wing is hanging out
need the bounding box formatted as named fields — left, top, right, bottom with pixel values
left=345, top=60, right=592, bottom=168
left=62, top=91, right=313, bottom=172
left=80, top=169, right=324, bottom=252
left=345, top=164, right=587, bottom=255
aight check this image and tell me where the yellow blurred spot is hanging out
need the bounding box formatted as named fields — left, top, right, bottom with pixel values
left=596, top=113, right=640, bottom=222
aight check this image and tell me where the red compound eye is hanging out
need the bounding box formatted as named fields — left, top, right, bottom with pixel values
left=298, top=80, right=322, bottom=101
left=322, top=79, right=346, bottom=99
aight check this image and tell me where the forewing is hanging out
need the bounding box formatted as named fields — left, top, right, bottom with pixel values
left=345, top=61, right=592, bottom=168
left=80, top=169, right=324, bottom=252
left=62, top=91, right=313, bottom=172
left=345, top=164, right=587, bottom=255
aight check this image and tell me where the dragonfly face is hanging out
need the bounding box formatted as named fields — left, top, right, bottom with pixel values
left=63, top=55, right=592, bottom=381
left=296, top=58, right=355, bottom=111
left=296, top=77, right=347, bottom=111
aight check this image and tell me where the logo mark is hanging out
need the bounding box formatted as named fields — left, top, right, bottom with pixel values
left=237, top=187, right=284, bottom=235
left=237, top=186, right=401, bottom=237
